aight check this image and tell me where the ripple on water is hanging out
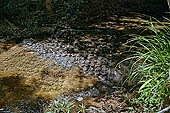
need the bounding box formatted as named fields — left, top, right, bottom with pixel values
left=0, top=45, right=98, bottom=113
left=20, top=38, right=128, bottom=85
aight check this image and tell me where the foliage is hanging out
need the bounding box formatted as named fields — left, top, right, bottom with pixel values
left=78, top=103, right=86, bottom=113
left=126, top=19, right=170, bottom=112
left=0, top=0, right=47, bottom=19
left=0, top=0, right=18, bottom=15
left=53, top=0, right=84, bottom=21
left=46, top=98, right=87, bottom=113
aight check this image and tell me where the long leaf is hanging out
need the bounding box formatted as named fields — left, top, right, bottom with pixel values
left=139, top=79, right=152, bottom=91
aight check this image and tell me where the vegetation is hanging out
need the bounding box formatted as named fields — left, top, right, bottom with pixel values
left=126, top=19, right=170, bottom=112
left=0, top=0, right=170, bottom=113
left=45, top=98, right=86, bottom=113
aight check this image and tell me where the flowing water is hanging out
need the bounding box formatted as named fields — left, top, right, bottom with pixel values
left=0, top=44, right=98, bottom=113
left=0, top=28, right=129, bottom=112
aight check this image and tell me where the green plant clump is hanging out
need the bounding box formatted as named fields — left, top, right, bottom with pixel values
left=127, top=19, right=170, bottom=112
left=46, top=98, right=87, bottom=113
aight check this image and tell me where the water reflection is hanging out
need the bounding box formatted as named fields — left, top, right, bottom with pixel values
left=0, top=72, right=47, bottom=113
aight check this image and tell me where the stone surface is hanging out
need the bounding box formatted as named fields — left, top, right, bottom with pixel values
left=20, top=38, right=128, bottom=85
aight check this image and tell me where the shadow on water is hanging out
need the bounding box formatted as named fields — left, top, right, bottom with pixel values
left=0, top=72, right=47, bottom=113
left=0, top=43, right=97, bottom=113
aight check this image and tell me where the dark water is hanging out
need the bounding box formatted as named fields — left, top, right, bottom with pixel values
left=0, top=74, right=47, bottom=113
left=0, top=98, right=46, bottom=113
left=0, top=28, right=129, bottom=112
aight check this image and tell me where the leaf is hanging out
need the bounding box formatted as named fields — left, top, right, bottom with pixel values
left=139, top=79, right=152, bottom=91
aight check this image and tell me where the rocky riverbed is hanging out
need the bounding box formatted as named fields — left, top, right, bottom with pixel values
left=20, top=33, right=129, bottom=86
left=0, top=38, right=129, bottom=112
left=0, top=44, right=99, bottom=113
left=0, top=16, right=133, bottom=113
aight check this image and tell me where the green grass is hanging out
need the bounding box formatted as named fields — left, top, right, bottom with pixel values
left=125, top=19, right=170, bottom=112
left=45, top=98, right=87, bottom=113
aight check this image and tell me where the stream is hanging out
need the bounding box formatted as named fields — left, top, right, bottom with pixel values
left=0, top=29, right=129, bottom=113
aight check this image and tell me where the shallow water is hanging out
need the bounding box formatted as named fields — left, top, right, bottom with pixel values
left=20, top=37, right=124, bottom=85
left=0, top=72, right=47, bottom=113
left=0, top=44, right=97, bottom=113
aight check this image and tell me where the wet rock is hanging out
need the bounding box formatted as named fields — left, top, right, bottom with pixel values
left=87, top=54, right=93, bottom=60
left=61, top=53, right=66, bottom=57
left=88, top=71, right=94, bottom=75
left=87, top=107, right=106, bottom=113
left=95, top=71, right=100, bottom=76
left=98, top=75, right=107, bottom=81
left=83, top=67, right=88, bottom=71
left=77, top=97, right=83, bottom=102
left=20, top=38, right=127, bottom=85
left=90, top=62, right=95, bottom=67
left=85, top=60, right=91, bottom=66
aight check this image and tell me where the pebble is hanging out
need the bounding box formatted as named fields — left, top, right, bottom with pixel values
left=85, top=60, right=91, bottom=65
left=90, top=67, right=95, bottom=71
left=87, top=54, right=93, bottom=60
left=61, top=53, right=66, bottom=57
left=76, top=97, right=83, bottom=102
left=20, top=38, right=128, bottom=84
left=83, top=67, right=88, bottom=71
left=88, top=71, right=93, bottom=75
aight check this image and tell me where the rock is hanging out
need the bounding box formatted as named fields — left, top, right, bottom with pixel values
left=88, top=71, right=94, bottom=75
left=90, top=62, right=95, bottom=67
left=98, top=56, right=103, bottom=60
left=87, top=54, right=93, bottom=60
left=83, top=67, right=88, bottom=71
left=61, top=53, right=66, bottom=57
left=79, top=63, right=85, bottom=69
left=98, top=76, right=106, bottom=81
left=95, top=71, right=100, bottom=76
left=19, top=37, right=126, bottom=85
left=90, top=67, right=95, bottom=71
left=74, top=48, right=79, bottom=53
left=77, top=97, right=83, bottom=102
left=100, top=69, right=107, bottom=76
left=85, top=60, right=91, bottom=66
